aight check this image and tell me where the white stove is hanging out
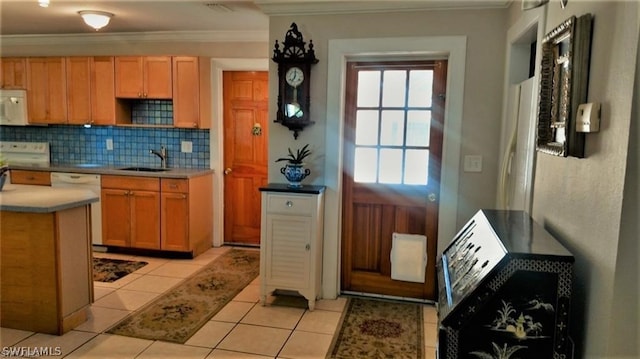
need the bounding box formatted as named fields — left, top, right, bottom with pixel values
left=0, top=141, right=51, bottom=167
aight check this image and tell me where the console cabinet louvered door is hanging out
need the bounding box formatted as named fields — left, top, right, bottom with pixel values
left=259, top=184, right=325, bottom=311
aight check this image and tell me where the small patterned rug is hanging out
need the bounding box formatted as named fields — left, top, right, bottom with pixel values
left=328, top=297, right=425, bottom=359
left=107, top=248, right=260, bottom=343
left=93, top=258, right=148, bottom=283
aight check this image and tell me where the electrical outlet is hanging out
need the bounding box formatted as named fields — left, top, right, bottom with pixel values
left=181, top=141, right=193, bottom=153
left=463, top=155, right=483, bottom=172
left=106, top=139, right=113, bottom=151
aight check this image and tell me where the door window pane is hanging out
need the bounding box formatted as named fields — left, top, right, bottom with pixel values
left=406, top=110, right=431, bottom=146
left=382, top=70, right=407, bottom=107
left=357, top=71, right=381, bottom=107
left=408, top=70, right=433, bottom=107
left=355, top=110, right=379, bottom=145
left=379, top=149, right=403, bottom=184
left=350, top=62, right=438, bottom=186
left=404, top=149, right=429, bottom=185
left=380, top=110, right=404, bottom=146
left=354, top=147, right=378, bottom=183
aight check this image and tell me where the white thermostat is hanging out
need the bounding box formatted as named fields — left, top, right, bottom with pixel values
left=576, top=102, right=601, bottom=133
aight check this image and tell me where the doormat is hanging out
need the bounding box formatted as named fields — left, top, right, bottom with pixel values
left=106, top=248, right=260, bottom=343
left=93, top=257, right=148, bottom=283
left=327, top=297, right=425, bottom=359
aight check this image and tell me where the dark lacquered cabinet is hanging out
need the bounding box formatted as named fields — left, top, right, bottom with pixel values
left=437, top=210, right=574, bottom=359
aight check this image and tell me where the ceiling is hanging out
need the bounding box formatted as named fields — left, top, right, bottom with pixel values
left=0, top=0, right=511, bottom=37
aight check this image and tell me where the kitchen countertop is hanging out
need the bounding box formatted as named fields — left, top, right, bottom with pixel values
left=8, top=163, right=214, bottom=179
left=0, top=184, right=98, bottom=213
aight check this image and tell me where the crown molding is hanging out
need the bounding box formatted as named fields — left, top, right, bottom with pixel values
left=254, top=0, right=511, bottom=15
left=0, top=30, right=268, bottom=47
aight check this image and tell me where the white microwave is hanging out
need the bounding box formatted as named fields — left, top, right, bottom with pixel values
left=0, top=89, right=28, bottom=126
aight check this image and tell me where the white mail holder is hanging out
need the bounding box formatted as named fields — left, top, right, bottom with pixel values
left=390, top=232, right=427, bottom=283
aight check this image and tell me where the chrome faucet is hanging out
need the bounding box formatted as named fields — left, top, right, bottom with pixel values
left=150, top=146, right=168, bottom=168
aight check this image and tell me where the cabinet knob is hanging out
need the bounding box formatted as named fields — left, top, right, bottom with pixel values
left=305, top=244, right=310, bottom=251
left=285, top=200, right=293, bottom=207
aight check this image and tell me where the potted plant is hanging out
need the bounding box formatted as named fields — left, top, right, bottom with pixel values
left=276, top=144, right=312, bottom=187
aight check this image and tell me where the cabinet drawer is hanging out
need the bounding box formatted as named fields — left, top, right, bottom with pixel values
left=10, top=170, right=51, bottom=186
left=266, top=194, right=313, bottom=216
left=161, top=178, right=188, bottom=193
left=102, top=175, right=160, bottom=191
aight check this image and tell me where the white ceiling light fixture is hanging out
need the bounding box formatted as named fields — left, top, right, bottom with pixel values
left=78, top=10, right=114, bottom=31
left=38, top=0, right=50, bottom=8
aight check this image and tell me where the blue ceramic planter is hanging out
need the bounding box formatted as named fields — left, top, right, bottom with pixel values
left=280, top=163, right=310, bottom=188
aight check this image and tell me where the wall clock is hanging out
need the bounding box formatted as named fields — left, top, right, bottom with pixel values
left=272, top=23, right=319, bottom=139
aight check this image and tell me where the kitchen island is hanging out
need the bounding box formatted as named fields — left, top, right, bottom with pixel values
left=0, top=184, right=98, bottom=335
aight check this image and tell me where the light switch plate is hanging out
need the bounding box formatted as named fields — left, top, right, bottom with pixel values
left=181, top=141, right=193, bottom=153
left=106, top=139, right=113, bottom=151
left=464, top=155, right=483, bottom=172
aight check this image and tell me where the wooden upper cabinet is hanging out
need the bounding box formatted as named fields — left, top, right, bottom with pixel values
left=172, top=56, right=211, bottom=129
left=0, top=58, right=27, bottom=89
left=115, top=56, right=172, bottom=99
left=67, top=56, right=116, bottom=125
left=91, top=57, right=116, bottom=125
left=27, top=57, right=67, bottom=124
left=66, top=57, right=92, bottom=125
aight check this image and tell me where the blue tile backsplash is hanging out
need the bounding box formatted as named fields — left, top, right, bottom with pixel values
left=0, top=125, right=209, bottom=169
left=131, top=100, right=173, bottom=126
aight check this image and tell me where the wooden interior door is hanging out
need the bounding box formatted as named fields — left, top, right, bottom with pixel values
left=223, top=71, right=269, bottom=246
left=341, top=60, right=447, bottom=301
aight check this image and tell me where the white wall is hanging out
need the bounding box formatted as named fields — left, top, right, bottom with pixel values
left=506, top=1, right=639, bottom=358
left=608, top=4, right=640, bottom=356
left=267, top=9, right=506, bottom=298
left=268, top=8, right=507, bottom=226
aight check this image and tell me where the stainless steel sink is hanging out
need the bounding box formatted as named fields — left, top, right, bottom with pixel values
left=119, top=166, right=169, bottom=172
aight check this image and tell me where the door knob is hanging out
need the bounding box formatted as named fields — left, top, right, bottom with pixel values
left=428, top=193, right=437, bottom=202
left=224, top=168, right=232, bottom=175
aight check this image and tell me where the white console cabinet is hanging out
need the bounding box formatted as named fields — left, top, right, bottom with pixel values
left=259, top=184, right=325, bottom=310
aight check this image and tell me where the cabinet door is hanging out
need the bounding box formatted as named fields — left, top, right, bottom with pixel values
left=27, top=57, right=67, bottom=124
left=115, top=57, right=144, bottom=98
left=91, top=56, right=116, bottom=125
left=130, top=190, right=161, bottom=249
left=101, top=189, right=131, bottom=247
left=172, top=56, right=200, bottom=128
left=264, top=214, right=312, bottom=289
left=144, top=56, right=172, bottom=99
left=66, top=57, right=92, bottom=125
left=1, top=57, right=27, bottom=89
left=161, top=192, right=189, bottom=251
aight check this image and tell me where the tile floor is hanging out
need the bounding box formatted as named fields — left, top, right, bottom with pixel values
left=1, top=246, right=438, bottom=358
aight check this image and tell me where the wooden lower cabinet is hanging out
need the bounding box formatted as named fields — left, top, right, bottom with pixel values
left=10, top=169, right=51, bottom=186
left=102, top=173, right=213, bottom=256
left=101, top=176, right=161, bottom=249
left=0, top=205, right=93, bottom=335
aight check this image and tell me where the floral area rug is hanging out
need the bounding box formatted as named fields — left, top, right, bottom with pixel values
left=93, top=258, right=148, bottom=283
left=328, top=297, right=425, bottom=359
left=107, top=248, right=260, bottom=343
